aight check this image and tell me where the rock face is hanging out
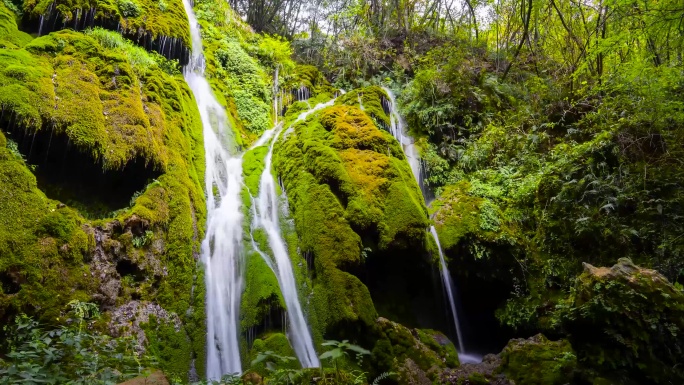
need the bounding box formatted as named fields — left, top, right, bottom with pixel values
left=0, top=12, right=207, bottom=379
left=557, top=258, right=684, bottom=384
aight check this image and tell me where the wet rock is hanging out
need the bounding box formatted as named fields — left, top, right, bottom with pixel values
left=440, top=354, right=510, bottom=385
left=109, top=300, right=181, bottom=350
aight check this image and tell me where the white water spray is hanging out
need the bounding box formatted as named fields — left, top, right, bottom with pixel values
left=183, top=0, right=244, bottom=378
left=383, top=87, right=480, bottom=363
left=253, top=125, right=320, bottom=368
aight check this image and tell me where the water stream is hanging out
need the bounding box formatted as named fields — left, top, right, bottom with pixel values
left=382, top=87, right=481, bottom=363
left=182, top=0, right=244, bottom=377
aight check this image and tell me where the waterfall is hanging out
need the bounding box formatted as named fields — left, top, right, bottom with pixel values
left=382, top=87, right=480, bottom=363
left=183, top=0, right=244, bottom=378
left=252, top=125, right=320, bottom=368
left=381, top=87, right=422, bottom=190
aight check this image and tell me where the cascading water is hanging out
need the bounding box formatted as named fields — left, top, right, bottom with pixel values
left=382, top=87, right=481, bottom=363
left=183, top=0, right=244, bottom=378
left=252, top=125, right=320, bottom=368
left=381, top=87, right=423, bottom=191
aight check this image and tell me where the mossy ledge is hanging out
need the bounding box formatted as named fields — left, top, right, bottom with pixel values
left=20, top=0, right=191, bottom=63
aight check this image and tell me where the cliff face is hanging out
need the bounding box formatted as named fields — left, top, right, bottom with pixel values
left=0, top=3, right=206, bottom=378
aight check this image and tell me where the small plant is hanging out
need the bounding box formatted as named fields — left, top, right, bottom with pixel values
left=117, top=0, right=141, bottom=18
left=371, top=371, right=396, bottom=385
left=132, top=230, right=154, bottom=248
left=319, top=340, right=371, bottom=384
left=0, top=302, right=153, bottom=384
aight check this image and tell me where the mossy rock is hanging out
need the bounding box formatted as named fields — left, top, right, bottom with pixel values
left=372, top=318, right=457, bottom=384
left=556, top=258, right=684, bottom=384
left=498, top=334, right=577, bottom=385
left=0, top=27, right=206, bottom=378
left=273, top=98, right=429, bottom=340
left=0, top=2, right=32, bottom=48
left=247, top=332, right=298, bottom=375
left=22, top=0, right=191, bottom=58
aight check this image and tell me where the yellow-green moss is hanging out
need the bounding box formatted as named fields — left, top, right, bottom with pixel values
left=0, top=28, right=206, bottom=379
left=335, top=86, right=391, bottom=130
left=0, top=2, right=32, bottom=48
left=23, top=0, right=191, bottom=49
left=273, top=99, right=429, bottom=340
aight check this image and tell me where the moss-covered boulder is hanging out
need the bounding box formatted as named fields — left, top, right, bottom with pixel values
left=372, top=318, right=459, bottom=384
left=498, top=334, right=577, bottom=385
left=273, top=90, right=430, bottom=343
left=556, top=258, right=684, bottom=384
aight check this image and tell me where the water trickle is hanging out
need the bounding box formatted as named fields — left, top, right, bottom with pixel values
left=430, top=226, right=465, bottom=353
left=183, top=0, right=243, bottom=378
left=383, top=87, right=480, bottom=363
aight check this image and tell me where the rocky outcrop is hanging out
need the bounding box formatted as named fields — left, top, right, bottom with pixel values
left=556, top=258, right=684, bottom=384
left=90, top=216, right=164, bottom=309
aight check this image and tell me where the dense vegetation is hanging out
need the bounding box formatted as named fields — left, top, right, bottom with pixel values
left=1, top=0, right=684, bottom=384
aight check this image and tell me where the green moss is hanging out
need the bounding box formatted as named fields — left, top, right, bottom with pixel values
left=0, top=2, right=32, bottom=48
left=273, top=98, right=429, bottom=342
left=283, top=64, right=335, bottom=97
left=240, top=247, right=285, bottom=332
left=142, top=315, right=193, bottom=380
left=247, top=333, right=298, bottom=375
left=415, top=329, right=459, bottom=368
left=192, top=0, right=284, bottom=145
left=0, top=28, right=206, bottom=378
left=335, top=86, right=391, bottom=130
left=0, top=131, right=97, bottom=322
left=372, top=318, right=455, bottom=382
left=499, top=334, right=577, bottom=385
left=23, top=0, right=191, bottom=49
